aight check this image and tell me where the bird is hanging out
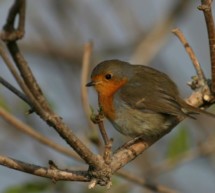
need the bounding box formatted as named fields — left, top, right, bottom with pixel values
left=86, top=59, right=215, bottom=140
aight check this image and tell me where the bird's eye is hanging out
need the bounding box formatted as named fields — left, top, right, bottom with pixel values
left=105, top=73, right=112, bottom=80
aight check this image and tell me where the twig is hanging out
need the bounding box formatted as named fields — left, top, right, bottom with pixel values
left=97, top=118, right=110, bottom=146
left=97, top=120, right=113, bottom=164
left=117, top=170, right=179, bottom=193
left=0, top=107, right=81, bottom=161
left=0, top=75, right=32, bottom=106
left=81, top=41, right=101, bottom=144
left=130, top=0, right=190, bottom=65
left=0, top=43, right=37, bottom=108
left=172, top=28, right=206, bottom=83
left=172, top=28, right=214, bottom=106
left=1, top=0, right=51, bottom=112
left=1, top=0, right=25, bottom=41
left=198, top=0, right=215, bottom=93
left=146, top=135, right=215, bottom=176
left=0, top=155, right=89, bottom=182
left=81, top=42, right=93, bottom=124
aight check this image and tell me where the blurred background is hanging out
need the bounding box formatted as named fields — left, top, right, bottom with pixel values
left=0, top=0, right=215, bottom=193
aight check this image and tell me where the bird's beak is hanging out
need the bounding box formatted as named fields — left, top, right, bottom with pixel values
left=86, top=81, right=95, bottom=87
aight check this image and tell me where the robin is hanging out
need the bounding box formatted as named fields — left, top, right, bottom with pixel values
left=86, top=59, right=215, bottom=140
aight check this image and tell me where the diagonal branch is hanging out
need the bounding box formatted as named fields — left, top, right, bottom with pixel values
left=198, top=0, right=215, bottom=93
left=0, top=1, right=102, bottom=170
left=172, top=28, right=206, bottom=84
left=0, top=155, right=89, bottom=182
left=117, top=170, right=179, bottom=193
left=172, top=28, right=215, bottom=107
left=0, top=107, right=81, bottom=161
left=0, top=75, right=32, bottom=106
left=1, top=0, right=25, bottom=41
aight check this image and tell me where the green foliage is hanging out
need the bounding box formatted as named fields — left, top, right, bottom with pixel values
left=3, top=181, right=50, bottom=193
left=166, top=126, right=190, bottom=159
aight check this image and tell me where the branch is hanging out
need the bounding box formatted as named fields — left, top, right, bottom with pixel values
left=0, top=155, right=89, bottom=182
left=172, top=28, right=206, bottom=84
left=172, top=28, right=214, bottom=106
left=198, top=0, right=215, bottom=93
left=81, top=42, right=93, bottom=127
left=0, top=1, right=102, bottom=170
left=0, top=106, right=173, bottom=192
left=0, top=107, right=81, bottom=161
left=117, top=170, right=179, bottom=193
left=0, top=43, right=37, bottom=109
left=146, top=135, right=215, bottom=176
left=1, top=0, right=25, bottom=41
left=0, top=75, right=32, bottom=106
left=130, top=0, right=190, bottom=65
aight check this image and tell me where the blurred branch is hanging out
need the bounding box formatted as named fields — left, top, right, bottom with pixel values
left=117, top=170, right=179, bottom=193
left=0, top=107, right=81, bottom=161
left=0, top=43, right=36, bottom=110
left=146, top=135, right=215, bottom=175
left=130, top=0, right=191, bottom=65
left=81, top=42, right=96, bottom=131
left=198, top=0, right=215, bottom=93
left=0, top=75, right=32, bottom=106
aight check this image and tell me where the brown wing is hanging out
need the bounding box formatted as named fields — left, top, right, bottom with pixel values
left=119, top=65, right=189, bottom=117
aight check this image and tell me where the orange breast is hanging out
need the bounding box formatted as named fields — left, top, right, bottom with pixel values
left=98, top=79, right=127, bottom=120
left=99, top=94, right=115, bottom=120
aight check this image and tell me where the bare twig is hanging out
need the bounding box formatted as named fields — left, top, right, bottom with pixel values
left=172, top=28, right=214, bottom=106
left=0, top=43, right=37, bottom=108
left=146, top=135, right=215, bottom=176
left=0, top=75, right=32, bottom=106
left=1, top=0, right=25, bottom=41
left=172, top=28, right=206, bottom=83
left=0, top=155, right=89, bottom=182
left=130, top=0, right=190, bottom=65
left=0, top=107, right=81, bottom=161
left=117, top=170, right=179, bottom=193
left=81, top=42, right=93, bottom=123
left=1, top=0, right=51, bottom=112
left=198, top=0, right=215, bottom=93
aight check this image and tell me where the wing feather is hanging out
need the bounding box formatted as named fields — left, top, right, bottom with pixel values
left=118, top=65, right=188, bottom=117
